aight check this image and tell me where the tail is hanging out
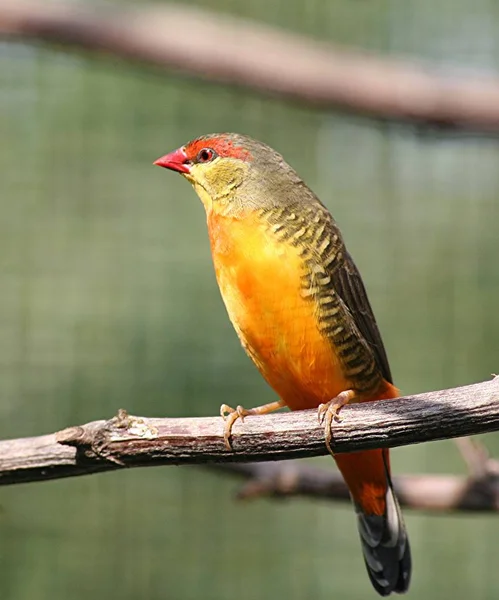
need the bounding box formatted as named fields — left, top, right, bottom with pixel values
left=335, top=449, right=411, bottom=596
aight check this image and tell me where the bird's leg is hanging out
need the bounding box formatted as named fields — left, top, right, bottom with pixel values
left=220, top=399, right=286, bottom=451
left=318, top=389, right=356, bottom=456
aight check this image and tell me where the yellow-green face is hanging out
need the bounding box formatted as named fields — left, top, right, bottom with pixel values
left=154, top=134, right=258, bottom=217
left=185, top=157, right=250, bottom=215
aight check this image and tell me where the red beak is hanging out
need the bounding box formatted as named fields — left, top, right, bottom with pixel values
left=153, top=147, right=190, bottom=174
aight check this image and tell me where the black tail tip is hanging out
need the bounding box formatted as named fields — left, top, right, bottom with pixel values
left=366, top=543, right=411, bottom=596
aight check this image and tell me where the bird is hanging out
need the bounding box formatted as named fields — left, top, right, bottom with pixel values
left=154, top=133, right=411, bottom=596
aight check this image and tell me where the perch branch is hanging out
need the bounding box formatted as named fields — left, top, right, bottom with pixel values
left=2, top=1, right=499, bottom=132
left=0, top=378, right=499, bottom=493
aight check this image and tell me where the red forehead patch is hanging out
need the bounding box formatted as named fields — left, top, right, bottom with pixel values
left=185, top=137, right=252, bottom=162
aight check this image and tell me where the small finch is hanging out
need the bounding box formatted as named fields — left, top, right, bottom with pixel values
left=154, top=133, right=411, bottom=595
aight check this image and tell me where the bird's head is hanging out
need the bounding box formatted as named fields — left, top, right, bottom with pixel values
left=154, top=133, right=310, bottom=217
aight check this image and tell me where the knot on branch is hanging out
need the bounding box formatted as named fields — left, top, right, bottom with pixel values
left=55, top=409, right=159, bottom=465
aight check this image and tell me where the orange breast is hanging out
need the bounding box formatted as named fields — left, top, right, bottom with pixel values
left=207, top=211, right=350, bottom=410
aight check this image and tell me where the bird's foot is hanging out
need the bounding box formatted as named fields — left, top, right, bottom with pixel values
left=220, top=400, right=286, bottom=451
left=220, top=404, right=251, bottom=451
left=318, top=389, right=356, bottom=456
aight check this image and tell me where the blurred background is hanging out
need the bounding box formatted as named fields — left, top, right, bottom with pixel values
left=1, top=0, right=499, bottom=598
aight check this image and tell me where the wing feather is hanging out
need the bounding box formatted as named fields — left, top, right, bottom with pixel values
left=331, top=250, right=393, bottom=384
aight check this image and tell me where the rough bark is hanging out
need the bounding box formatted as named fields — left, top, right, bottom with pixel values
left=1, top=379, right=498, bottom=492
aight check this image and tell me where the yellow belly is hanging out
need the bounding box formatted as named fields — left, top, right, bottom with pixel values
left=208, top=212, right=350, bottom=410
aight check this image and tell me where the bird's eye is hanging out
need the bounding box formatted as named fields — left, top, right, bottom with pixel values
left=196, top=148, right=216, bottom=163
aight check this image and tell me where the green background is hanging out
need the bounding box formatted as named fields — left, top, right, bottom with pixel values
left=1, top=0, right=499, bottom=598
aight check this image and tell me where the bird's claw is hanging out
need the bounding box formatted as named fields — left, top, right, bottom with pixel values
left=317, top=390, right=355, bottom=456
left=220, top=404, right=248, bottom=451
left=317, top=402, right=343, bottom=425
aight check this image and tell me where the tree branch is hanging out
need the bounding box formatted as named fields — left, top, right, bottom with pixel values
left=2, top=1, right=499, bottom=133
left=1, top=378, right=499, bottom=490
left=210, top=455, right=499, bottom=513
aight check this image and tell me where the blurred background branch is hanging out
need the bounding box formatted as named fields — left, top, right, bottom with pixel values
left=3, top=0, right=499, bottom=133
left=1, top=378, right=498, bottom=490
left=214, top=437, right=499, bottom=512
